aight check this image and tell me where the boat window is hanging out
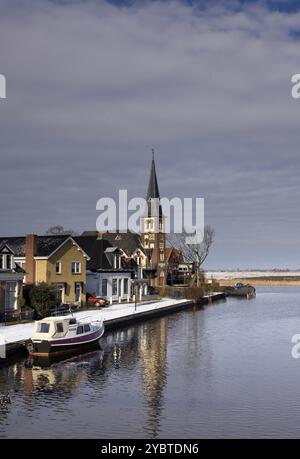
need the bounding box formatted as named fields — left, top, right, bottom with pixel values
left=76, top=325, right=84, bottom=335
left=56, top=323, right=64, bottom=333
left=84, top=324, right=90, bottom=333
left=37, top=323, right=50, bottom=333
left=69, top=318, right=76, bottom=325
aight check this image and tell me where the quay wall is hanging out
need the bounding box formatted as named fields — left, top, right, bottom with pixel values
left=2, top=293, right=226, bottom=360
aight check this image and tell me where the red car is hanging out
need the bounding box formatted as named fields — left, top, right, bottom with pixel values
left=87, top=295, right=109, bottom=307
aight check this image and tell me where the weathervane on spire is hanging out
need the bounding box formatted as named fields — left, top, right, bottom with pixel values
left=151, top=148, right=155, bottom=160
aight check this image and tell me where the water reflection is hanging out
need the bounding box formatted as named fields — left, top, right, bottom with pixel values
left=139, top=320, right=168, bottom=437
left=2, top=288, right=300, bottom=438
left=0, top=317, right=170, bottom=438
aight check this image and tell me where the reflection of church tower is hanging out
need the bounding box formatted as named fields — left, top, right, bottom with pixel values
left=139, top=318, right=168, bottom=437
left=141, top=150, right=166, bottom=287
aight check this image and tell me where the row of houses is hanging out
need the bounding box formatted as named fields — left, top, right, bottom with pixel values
left=0, top=155, right=193, bottom=316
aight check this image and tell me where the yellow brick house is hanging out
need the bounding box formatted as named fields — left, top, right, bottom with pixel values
left=1, top=234, right=90, bottom=306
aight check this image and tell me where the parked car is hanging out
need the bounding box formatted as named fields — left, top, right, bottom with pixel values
left=87, top=295, right=109, bottom=307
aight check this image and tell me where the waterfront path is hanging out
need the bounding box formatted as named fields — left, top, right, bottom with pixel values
left=0, top=293, right=225, bottom=355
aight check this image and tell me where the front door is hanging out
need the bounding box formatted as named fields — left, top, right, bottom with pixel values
left=55, top=284, right=65, bottom=305
left=75, top=282, right=81, bottom=303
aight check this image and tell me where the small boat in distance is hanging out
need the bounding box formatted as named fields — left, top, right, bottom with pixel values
left=225, top=283, right=256, bottom=298
left=26, top=316, right=104, bottom=357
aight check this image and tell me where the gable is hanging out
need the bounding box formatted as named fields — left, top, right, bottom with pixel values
left=48, top=238, right=88, bottom=263
left=0, top=244, right=14, bottom=255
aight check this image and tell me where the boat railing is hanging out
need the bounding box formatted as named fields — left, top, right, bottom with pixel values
left=77, top=315, right=102, bottom=324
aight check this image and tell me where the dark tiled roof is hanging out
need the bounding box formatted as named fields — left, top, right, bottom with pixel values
left=99, top=231, right=145, bottom=257
left=75, top=235, right=135, bottom=272
left=35, top=235, right=70, bottom=256
left=0, top=237, right=25, bottom=256
left=74, top=236, right=112, bottom=270
left=0, top=235, right=73, bottom=257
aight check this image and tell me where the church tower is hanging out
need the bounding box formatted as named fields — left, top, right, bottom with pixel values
left=141, top=150, right=166, bottom=287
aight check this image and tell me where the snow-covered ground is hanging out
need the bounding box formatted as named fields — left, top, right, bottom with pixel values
left=205, top=271, right=300, bottom=280
left=0, top=298, right=189, bottom=344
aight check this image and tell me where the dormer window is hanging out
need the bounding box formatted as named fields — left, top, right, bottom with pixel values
left=6, top=255, right=12, bottom=269
left=0, top=253, right=13, bottom=270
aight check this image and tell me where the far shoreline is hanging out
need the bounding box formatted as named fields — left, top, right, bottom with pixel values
left=217, top=278, right=300, bottom=286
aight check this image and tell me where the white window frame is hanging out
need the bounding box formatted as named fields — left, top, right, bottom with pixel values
left=72, top=261, right=81, bottom=274
left=55, top=261, right=62, bottom=274
left=112, top=278, right=118, bottom=296
left=5, top=281, right=17, bottom=310
left=0, top=254, right=14, bottom=270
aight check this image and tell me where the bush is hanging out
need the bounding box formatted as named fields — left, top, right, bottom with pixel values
left=29, top=283, right=56, bottom=319
left=17, top=297, right=26, bottom=309
left=203, top=281, right=225, bottom=294
left=158, top=285, right=204, bottom=303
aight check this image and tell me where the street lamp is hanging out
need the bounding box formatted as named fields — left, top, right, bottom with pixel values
left=132, top=279, right=147, bottom=312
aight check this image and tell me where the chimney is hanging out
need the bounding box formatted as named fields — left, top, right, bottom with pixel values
left=25, top=234, right=36, bottom=284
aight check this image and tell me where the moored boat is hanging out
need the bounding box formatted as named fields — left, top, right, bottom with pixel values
left=26, top=316, right=104, bottom=356
left=225, top=283, right=256, bottom=297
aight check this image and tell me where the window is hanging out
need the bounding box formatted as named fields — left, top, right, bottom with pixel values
left=75, top=282, right=81, bottom=302
left=114, top=255, right=121, bottom=269
left=112, top=279, right=118, bottom=296
left=76, top=326, right=84, bottom=335
left=6, top=255, right=12, bottom=270
left=5, top=282, right=17, bottom=310
left=37, top=323, right=50, bottom=333
left=56, top=323, right=64, bottom=333
left=72, top=261, right=81, bottom=274
left=124, top=278, right=128, bottom=295
left=84, top=324, right=90, bottom=333
left=102, top=279, right=107, bottom=296
left=55, top=261, right=61, bottom=274
left=0, top=255, right=13, bottom=270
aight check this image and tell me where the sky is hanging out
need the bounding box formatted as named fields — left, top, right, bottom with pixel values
left=1, top=0, right=300, bottom=269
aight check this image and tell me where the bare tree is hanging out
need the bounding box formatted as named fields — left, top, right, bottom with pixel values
left=45, top=225, right=78, bottom=236
left=167, top=225, right=215, bottom=286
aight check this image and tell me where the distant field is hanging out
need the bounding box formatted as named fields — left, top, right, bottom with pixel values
left=205, top=271, right=300, bottom=286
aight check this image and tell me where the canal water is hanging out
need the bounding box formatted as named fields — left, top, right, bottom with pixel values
left=1, top=286, right=300, bottom=439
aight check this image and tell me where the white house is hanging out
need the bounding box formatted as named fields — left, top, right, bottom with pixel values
left=74, top=236, right=133, bottom=302
left=0, top=242, right=25, bottom=316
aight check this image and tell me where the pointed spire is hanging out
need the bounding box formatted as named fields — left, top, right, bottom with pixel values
left=146, top=149, right=160, bottom=201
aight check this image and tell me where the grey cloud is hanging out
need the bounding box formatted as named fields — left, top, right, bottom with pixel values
left=0, top=0, right=300, bottom=268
